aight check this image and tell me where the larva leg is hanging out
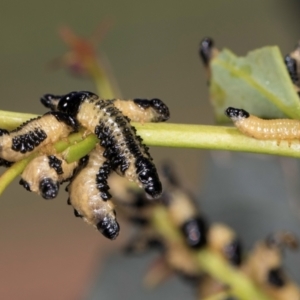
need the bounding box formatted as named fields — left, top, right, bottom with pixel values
left=20, top=154, right=78, bottom=199
left=0, top=111, right=76, bottom=162
left=68, top=146, right=119, bottom=240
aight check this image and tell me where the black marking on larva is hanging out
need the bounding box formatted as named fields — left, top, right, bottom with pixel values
left=39, top=178, right=59, bottom=200
left=224, top=238, right=243, bottom=266
left=0, top=158, right=13, bottom=167
left=0, top=129, right=9, bottom=136
left=199, top=37, right=214, bottom=66
left=48, top=155, right=63, bottom=175
left=40, top=94, right=62, bottom=111
left=95, top=161, right=112, bottom=201
left=19, top=178, right=31, bottom=191
left=181, top=217, right=208, bottom=249
left=135, top=157, right=162, bottom=199
left=50, top=111, right=78, bottom=130
left=285, top=55, right=299, bottom=84
left=267, top=267, right=286, bottom=288
left=96, top=215, right=120, bottom=240
left=225, top=107, right=250, bottom=119
left=11, top=128, right=47, bottom=153
left=56, top=91, right=98, bottom=117
left=74, top=209, right=82, bottom=218
left=133, top=98, right=170, bottom=121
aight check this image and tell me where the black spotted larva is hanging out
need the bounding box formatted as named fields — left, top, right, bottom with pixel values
left=0, top=111, right=76, bottom=162
left=44, top=91, right=162, bottom=199
left=160, top=163, right=208, bottom=249
left=243, top=232, right=299, bottom=298
left=68, top=145, right=119, bottom=240
left=40, top=94, right=170, bottom=123
left=207, top=223, right=242, bottom=266
left=19, top=154, right=78, bottom=199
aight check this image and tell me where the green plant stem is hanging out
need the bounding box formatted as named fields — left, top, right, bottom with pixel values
left=0, top=110, right=37, bottom=131
left=2, top=110, right=300, bottom=162
left=151, top=206, right=271, bottom=300
left=86, top=59, right=116, bottom=98
left=0, top=153, right=38, bottom=196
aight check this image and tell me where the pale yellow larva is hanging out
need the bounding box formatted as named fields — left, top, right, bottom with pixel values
left=225, top=107, right=300, bottom=143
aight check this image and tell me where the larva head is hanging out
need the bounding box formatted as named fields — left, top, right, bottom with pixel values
left=225, top=107, right=249, bottom=122
left=40, top=94, right=62, bottom=111
left=96, top=215, right=120, bottom=240
left=266, top=231, right=298, bottom=251
left=57, top=91, right=98, bottom=117
left=136, top=157, right=162, bottom=199
left=224, top=238, right=243, bottom=266
left=19, top=178, right=31, bottom=191
left=199, top=37, right=214, bottom=66
left=267, top=267, right=286, bottom=288
left=150, top=98, right=170, bottom=122
left=39, top=178, right=59, bottom=199
left=181, top=217, right=208, bottom=249
left=284, top=55, right=299, bottom=84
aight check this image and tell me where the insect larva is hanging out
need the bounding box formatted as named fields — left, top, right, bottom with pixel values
left=0, top=111, right=76, bottom=162
left=163, top=189, right=208, bottom=249
left=46, top=91, right=162, bottom=199
left=161, top=163, right=208, bottom=249
left=68, top=145, right=119, bottom=240
left=225, top=107, right=300, bottom=143
left=199, top=37, right=220, bottom=86
left=243, top=232, right=299, bottom=300
left=41, top=94, right=170, bottom=123
left=284, top=55, right=299, bottom=86
left=207, top=223, right=242, bottom=266
left=289, top=41, right=300, bottom=86
left=19, top=154, right=78, bottom=199
left=199, top=37, right=217, bottom=67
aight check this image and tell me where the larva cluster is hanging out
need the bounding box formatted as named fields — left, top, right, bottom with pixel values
left=44, top=91, right=164, bottom=199
left=0, top=91, right=169, bottom=240
left=117, top=162, right=298, bottom=299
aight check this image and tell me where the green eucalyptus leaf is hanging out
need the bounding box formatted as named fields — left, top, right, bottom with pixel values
left=210, top=46, right=300, bottom=123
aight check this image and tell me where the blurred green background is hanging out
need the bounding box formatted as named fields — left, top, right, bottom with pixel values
left=0, top=1, right=300, bottom=299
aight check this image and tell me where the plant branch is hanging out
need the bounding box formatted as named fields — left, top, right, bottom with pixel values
left=2, top=110, right=300, bottom=163
left=151, top=206, right=271, bottom=300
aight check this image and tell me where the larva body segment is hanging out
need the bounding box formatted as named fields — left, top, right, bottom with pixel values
left=112, top=98, right=170, bottom=122
left=0, top=111, right=76, bottom=162
left=52, top=91, right=162, bottom=199
left=20, top=154, right=78, bottom=199
left=68, top=145, right=119, bottom=240
left=225, top=107, right=300, bottom=142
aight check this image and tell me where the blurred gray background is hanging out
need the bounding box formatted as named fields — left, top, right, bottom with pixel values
left=0, top=1, right=300, bottom=299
